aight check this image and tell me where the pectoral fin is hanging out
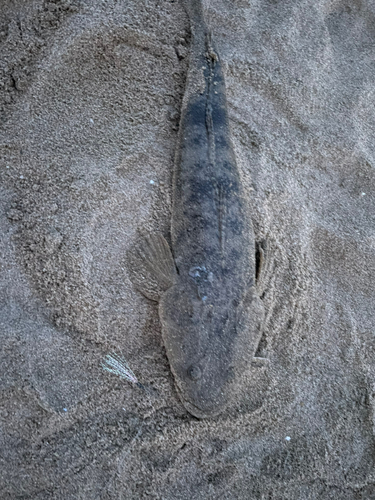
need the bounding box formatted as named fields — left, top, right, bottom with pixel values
left=126, top=233, right=177, bottom=301
left=236, top=286, right=267, bottom=366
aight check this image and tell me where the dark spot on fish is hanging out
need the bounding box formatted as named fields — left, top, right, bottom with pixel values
left=211, top=105, right=226, bottom=126
left=214, top=134, right=231, bottom=150
left=228, top=219, right=244, bottom=236
left=187, top=178, right=214, bottom=204
left=184, top=98, right=207, bottom=128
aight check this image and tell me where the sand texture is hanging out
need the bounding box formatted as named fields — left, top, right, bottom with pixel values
left=1, top=0, right=375, bottom=498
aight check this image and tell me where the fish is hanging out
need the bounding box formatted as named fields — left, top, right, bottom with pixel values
left=126, top=0, right=265, bottom=418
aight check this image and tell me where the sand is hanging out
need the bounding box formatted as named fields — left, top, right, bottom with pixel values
left=1, top=0, right=375, bottom=498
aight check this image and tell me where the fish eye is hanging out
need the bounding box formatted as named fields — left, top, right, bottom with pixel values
left=187, top=364, right=202, bottom=381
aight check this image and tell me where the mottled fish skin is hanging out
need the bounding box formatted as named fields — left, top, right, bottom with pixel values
left=127, top=0, right=264, bottom=418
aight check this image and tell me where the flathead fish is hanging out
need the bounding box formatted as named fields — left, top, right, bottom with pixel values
left=127, top=0, right=265, bottom=418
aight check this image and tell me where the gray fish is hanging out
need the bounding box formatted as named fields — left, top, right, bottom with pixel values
left=127, top=0, right=265, bottom=418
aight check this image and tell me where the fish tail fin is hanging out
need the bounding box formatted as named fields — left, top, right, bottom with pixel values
left=182, top=0, right=210, bottom=49
left=181, top=0, right=205, bottom=25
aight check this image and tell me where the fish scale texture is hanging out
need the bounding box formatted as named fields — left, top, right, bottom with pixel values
left=0, top=0, right=375, bottom=498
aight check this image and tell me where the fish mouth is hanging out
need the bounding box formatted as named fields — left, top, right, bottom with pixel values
left=175, top=383, right=225, bottom=419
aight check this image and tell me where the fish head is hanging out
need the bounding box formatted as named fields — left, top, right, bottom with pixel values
left=159, top=284, right=238, bottom=418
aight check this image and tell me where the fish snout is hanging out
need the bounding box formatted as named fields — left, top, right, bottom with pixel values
left=173, top=360, right=233, bottom=418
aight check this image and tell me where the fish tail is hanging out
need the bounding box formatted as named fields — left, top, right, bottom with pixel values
left=182, top=0, right=209, bottom=47
left=181, top=0, right=205, bottom=25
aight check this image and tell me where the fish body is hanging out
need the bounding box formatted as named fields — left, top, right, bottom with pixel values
left=127, top=0, right=264, bottom=418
